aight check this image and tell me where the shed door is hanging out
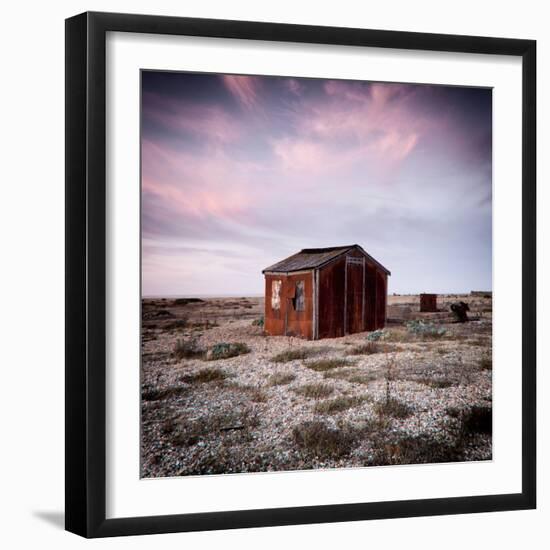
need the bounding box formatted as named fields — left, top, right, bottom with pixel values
left=345, top=257, right=365, bottom=335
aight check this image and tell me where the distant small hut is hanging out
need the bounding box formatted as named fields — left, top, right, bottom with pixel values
left=262, top=245, right=390, bottom=340
left=420, top=293, right=438, bottom=312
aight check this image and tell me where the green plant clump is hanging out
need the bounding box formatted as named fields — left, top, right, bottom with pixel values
left=367, top=329, right=387, bottom=342
left=406, top=320, right=447, bottom=338
left=207, top=342, right=250, bottom=361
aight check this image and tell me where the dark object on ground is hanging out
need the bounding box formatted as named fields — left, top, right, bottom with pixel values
left=420, top=293, right=437, bottom=312
left=143, top=309, right=175, bottom=320
left=174, top=297, right=204, bottom=305
left=470, top=291, right=492, bottom=298
left=450, top=301, right=470, bottom=322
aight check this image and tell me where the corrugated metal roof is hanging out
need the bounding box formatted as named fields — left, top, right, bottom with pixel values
left=262, top=245, right=391, bottom=275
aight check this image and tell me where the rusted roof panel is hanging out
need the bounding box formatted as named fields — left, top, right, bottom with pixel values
left=263, top=244, right=391, bottom=275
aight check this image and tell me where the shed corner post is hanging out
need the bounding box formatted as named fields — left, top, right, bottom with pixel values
left=313, top=268, right=319, bottom=340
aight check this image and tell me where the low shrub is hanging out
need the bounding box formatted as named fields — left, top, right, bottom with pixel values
left=292, top=420, right=355, bottom=458
left=406, top=320, right=447, bottom=339
left=447, top=405, right=493, bottom=436
left=367, top=330, right=387, bottom=342
left=251, top=317, right=264, bottom=327
left=461, top=405, right=492, bottom=435
left=207, top=342, right=250, bottom=361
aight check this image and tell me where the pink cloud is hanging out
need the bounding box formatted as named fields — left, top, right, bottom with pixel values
left=222, top=75, right=261, bottom=110
left=271, top=138, right=329, bottom=173
left=373, top=131, right=419, bottom=160
left=276, top=81, right=434, bottom=176
left=142, top=139, right=264, bottom=223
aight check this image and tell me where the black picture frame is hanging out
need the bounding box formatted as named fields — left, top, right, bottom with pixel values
left=65, top=11, right=536, bottom=538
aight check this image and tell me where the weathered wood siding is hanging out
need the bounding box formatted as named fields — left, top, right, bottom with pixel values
left=420, top=293, right=437, bottom=312
left=365, top=262, right=377, bottom=331
left=375, top=271, right=387, bottom=329
left=264, top=272, right=314, bottom=339
left=317, top=249, right=387, bottom=338
left=265, top=247, right=388, bottom=340
left=346, top=257, right=365, bottom=335
left=318, top=256, right=346, bottom=339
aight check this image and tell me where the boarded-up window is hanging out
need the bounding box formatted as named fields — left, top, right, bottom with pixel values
left=294, top=280, right=305, bottom=311
left=271, top=280, right=281, bottom=310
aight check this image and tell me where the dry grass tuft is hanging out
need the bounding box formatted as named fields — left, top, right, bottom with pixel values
left=268, top=372, right=296, bottom=386
left=271, top=349, right=315, bottom=363
left=370, top=434, right=466, bottom=466
left=414, top=376, right=457, bottom=389
left=270, top=346, right=332, bottom=363
left=349, top=342, right=396, bottom=355
left=173, top=339, right=205, bottom=360
left=323, top=369, right=377, bottom=384
left=304, top=358, right=353, bottom=372
left=294, top=383, right=335, bottom=399
left=374, top=397, right=413, bottom=419
left=314, top=395, right=366, bottom=414
left=383, top=330, right=413, bottom=343
left=181, top=367, right=227, bottom=384
left=226, top=382, right=268, bottom=403
left=292, top=421, right=355, bottom=458
left=141, top=385, right=188, bottom=402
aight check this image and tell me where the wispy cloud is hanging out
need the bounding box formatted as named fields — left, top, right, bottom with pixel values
left=141, top=72, right=492, bottom=296
left=222, top=74, right=261, bottom=110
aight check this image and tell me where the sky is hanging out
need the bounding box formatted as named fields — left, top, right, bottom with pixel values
left=141, top=71, right=492, bottom=297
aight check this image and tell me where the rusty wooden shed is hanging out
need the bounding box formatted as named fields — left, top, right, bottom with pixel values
left=262, top=245, right=390, bottom=340
left=420, top=293, right=438, bottom=312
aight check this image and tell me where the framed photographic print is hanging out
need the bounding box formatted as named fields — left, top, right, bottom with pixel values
left=65, top=11, right=536, bottom=538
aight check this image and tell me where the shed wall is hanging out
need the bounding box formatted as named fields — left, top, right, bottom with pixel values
left=264, top=272, right=314, bottom=339
left=264, top=248, right=388, bottom=340
left=317, top=249, right=387, bottom=338
left=375, top=271, right=387, bottom=329
left=318, top=257, right=346, bottom=339
left=420, top=293, right=438, bottom=312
